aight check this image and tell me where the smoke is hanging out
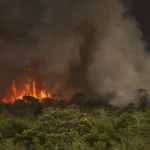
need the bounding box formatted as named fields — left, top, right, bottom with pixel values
left=0, top=0, right=150, bottom=106
left=89, top=18, right=150, bottom=106
left=88, top=3, right=150, bottom=106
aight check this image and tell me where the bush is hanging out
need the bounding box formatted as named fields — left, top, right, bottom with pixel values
left=0, top=106, right=149, bottom=149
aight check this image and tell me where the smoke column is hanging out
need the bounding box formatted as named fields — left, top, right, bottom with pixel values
left=88, top=0, right=150, bottom=106
left=0, top=0, right=150, bottom=106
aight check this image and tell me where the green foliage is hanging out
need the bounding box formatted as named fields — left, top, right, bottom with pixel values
left=0, top=107, right=150, bottom=150
left=0, top=139, right=25, bottom=150
left=0, top=116, right=32, bottom=139
left=14, top=108, right=93, bottom=149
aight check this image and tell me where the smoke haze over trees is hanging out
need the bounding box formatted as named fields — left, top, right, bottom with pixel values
left=0, top=0, right=150, bottom=106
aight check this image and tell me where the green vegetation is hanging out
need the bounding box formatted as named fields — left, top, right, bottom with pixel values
left=0, top=104, right=150, bottom=150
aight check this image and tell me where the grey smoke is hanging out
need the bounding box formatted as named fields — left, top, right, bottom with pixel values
left=88, top=3, right=150, bottom=106
left=0, top=0, right=149, bottom=106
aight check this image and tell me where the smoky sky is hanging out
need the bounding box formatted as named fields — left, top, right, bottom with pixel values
left=131, top=1, right=150, bottom=50
left=0, top=0, right=119, bottom=93
left=0, top=0, right=150, bottom=106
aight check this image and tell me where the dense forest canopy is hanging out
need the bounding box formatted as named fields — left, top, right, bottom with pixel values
left=0, top=104, right=150, bottom=150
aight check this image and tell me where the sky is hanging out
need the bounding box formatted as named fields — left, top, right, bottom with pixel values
left=0, top=0, right=150, bottom=106
left=131, top=1, right=150, bottom=49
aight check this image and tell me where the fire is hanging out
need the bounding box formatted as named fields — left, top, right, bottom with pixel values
left=1, top=60, right=51, bottom=103
left=1, top=79, right=51, bottom=103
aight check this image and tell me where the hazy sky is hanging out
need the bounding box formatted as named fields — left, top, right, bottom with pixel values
left=132, top=1, right=150, bottom=49
left=0, top=0, right=150, bottom=105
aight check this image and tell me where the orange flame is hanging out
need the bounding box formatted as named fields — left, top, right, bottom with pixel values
left=1, top=60, right=51, bottom=103
left=2, top=79, right=51, bottom=103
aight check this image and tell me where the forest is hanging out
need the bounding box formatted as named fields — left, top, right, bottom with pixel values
left=0, top=0, right=150, bottom=149
left=0, top=91, right=150, bottom=150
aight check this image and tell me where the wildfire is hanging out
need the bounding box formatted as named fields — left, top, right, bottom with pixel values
left=2, top=79, right=51, bottom=103
left=1, top=60, right=51, bottom=103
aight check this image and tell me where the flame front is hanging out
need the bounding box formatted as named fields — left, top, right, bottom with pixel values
left=2, top=79, right=51, bottom=103
left=1, top=60, right=51, bottom=103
